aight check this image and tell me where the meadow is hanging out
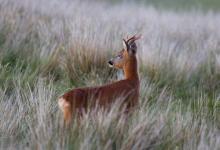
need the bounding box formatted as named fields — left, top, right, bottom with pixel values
left=0, top=0, right=220, bottom=149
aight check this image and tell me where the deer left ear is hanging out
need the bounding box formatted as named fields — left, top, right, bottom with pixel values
left=123, top=39, right=128, bottom=51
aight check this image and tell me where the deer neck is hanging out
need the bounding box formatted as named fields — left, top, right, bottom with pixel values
left=123, top=56, right=139, bottom=81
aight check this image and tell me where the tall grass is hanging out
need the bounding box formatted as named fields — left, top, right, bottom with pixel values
left=0, top=0, right=220, bottom=149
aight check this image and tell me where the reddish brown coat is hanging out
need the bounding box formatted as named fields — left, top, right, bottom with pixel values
left=58, top=35, right=141, bottom=125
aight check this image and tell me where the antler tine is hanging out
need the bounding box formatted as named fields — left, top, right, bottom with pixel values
left=126, top=34, right=142, bottom=43
left=134, top=34, right=142, bottom=40
left=126, top=35, right=135, bottom=43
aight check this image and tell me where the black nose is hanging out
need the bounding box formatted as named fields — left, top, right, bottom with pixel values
left=108, top=61, right=113, bottom=65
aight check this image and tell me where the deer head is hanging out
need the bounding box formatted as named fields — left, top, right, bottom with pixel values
left=108, top=35, right=141, bottom=69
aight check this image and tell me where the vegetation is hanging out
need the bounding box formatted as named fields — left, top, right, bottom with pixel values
left=0, top=0, right=220, bottom=149
left=141, top=0, right=220, bottom=11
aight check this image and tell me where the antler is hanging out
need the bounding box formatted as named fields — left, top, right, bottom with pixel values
left=123, top=34, right=142, bottom=51
left=126, top=34, right=142, bottom=43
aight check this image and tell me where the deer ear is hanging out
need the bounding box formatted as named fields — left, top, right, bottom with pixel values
left=123, top=39, right=128, bottom=51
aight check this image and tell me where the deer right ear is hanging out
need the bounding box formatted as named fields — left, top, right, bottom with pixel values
left=123, top=39, right=128, bottom=51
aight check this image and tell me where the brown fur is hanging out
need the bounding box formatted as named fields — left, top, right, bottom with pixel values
left=58, top=35, right=141, bottom=125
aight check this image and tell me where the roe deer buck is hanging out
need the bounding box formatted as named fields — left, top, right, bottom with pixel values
left=58, top=35, right=141, bottom=125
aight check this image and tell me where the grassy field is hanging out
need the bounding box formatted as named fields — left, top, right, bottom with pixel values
left=141, top=0, right=220, bottom=11
left=0, top=0, right=220, bottom=149
left=104, top=0, right=220, bottom=11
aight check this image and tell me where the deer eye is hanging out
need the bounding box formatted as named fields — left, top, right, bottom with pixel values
left=117, top=55, right=122, bottom=59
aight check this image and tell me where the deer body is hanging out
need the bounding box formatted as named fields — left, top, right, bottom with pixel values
left=58, top=35, right=141, bottom=125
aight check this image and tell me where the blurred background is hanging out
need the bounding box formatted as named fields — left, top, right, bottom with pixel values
left=0, top=0, right=220, bottom=149
left=106, top=0, right=220, bottom=11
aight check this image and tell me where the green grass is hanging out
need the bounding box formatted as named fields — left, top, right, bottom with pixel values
left=142, top=0, right=220, bottom=11
left=109, top=0, right=220, bottom=11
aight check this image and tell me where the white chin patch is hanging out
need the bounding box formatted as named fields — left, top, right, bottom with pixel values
left=109, top=64, right=113, bottom=68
